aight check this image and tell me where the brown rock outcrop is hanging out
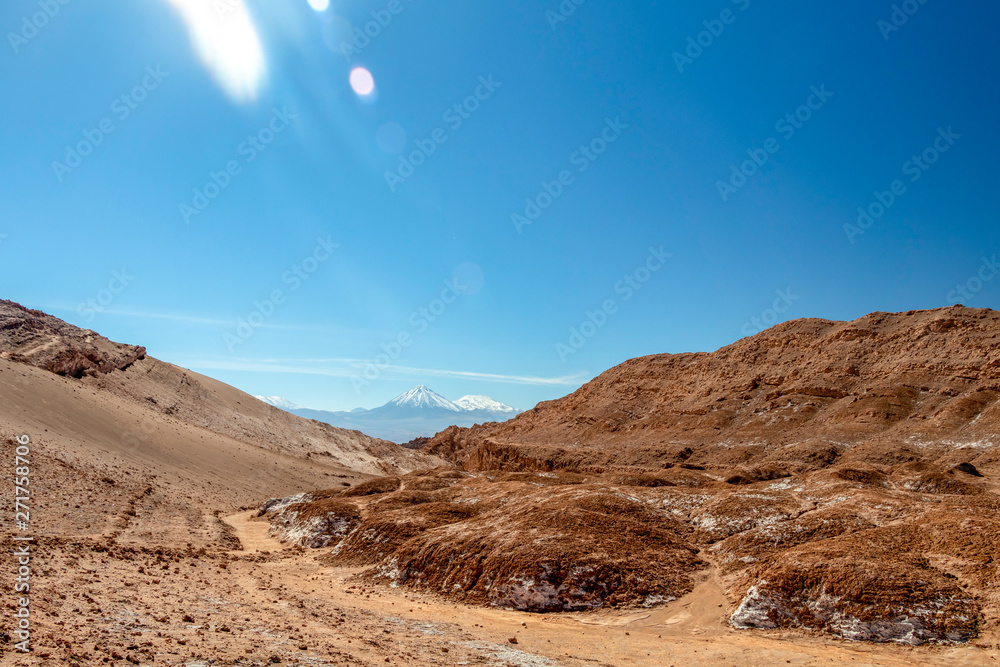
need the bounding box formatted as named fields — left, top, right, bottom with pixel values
left=0, top=299, right=145, bottom=377
left=268, top=307, right=1000, bottom=644
left=426, top=306, right=1000, bottom=474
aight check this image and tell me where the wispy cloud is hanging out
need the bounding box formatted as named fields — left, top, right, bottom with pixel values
left=176, top=358, right=358, bottom=378
left=43, top=305, right=232, bottom=326
left=174, top=356, right=588, bottom=387
left=37, top=306, right=587, bottom=387
left=41, top=306, right=330, bottom=331
left=387, top=364, right=587, bottom=386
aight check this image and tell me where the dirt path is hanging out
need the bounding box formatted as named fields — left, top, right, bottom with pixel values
left=640, top=576, right=730, bottom=636
left=270, top=555, right=992, bottom=667
left=223, top=510, right=287, bottom=553
left=213, top=514, right=996, bottom=666
left=572, top=572, right=731, bottom=637
left=20, top=520, right=997, bottom=666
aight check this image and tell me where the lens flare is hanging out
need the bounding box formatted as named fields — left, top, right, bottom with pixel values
left=349, top=67, right=375, bottom=96
left=307, top=0, right=330, bottom=11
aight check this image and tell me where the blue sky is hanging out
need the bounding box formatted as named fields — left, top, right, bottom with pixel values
left=2, top=0, right=998, bottom=411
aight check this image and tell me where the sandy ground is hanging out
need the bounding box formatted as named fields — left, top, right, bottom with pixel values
left=3, top=506, right=995, bottom=666
left=211, top=513, right=1000, bottom=667
left=0, top=426, right=996, bottom=665
left=227, top=511, right=287, bottom=553
left=1, top=312, right=998, bottom=665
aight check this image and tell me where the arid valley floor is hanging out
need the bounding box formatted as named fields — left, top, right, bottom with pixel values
left=1, top=300, right=999, bottom=665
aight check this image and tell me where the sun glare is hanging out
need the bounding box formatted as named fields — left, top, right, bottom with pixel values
left=165, top=0, right=266, bottom=103
left=307, top=0, right=330, bottom=11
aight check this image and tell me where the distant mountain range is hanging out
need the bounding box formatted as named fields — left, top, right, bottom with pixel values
left=254, top=385, right=520, bottom=443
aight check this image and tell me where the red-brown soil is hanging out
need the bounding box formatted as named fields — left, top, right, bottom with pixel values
left=427, top=306, right=1000, bottom=473
left=265, top=458, right=999, bottom=645
left=2, top=302, right=999, bottom=664
left=265, top=307, right=1000, bottom=647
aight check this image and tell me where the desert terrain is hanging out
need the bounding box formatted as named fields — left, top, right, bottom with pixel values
left=1, top=301, right=998, bottom=665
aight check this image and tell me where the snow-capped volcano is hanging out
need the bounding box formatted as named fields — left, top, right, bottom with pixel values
left=265, top=385, right=523, bottom=443
left=254, top=395, right=302, bottom=411
left=454, top=395, right=518, bottom=414
left=386, top=385, right=461, bottom=412
left=379, top=387, right=519, bottom=418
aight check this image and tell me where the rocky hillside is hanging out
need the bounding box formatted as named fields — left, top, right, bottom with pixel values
left=262, top=307, right=1000, bottom=645
left=0, top=299, right=147, bottom=377
left=427, top=306, right=1000, bottom=474
left=0, top=300, right=437, bottom=476
left=262, top=458, right=997, bottom=644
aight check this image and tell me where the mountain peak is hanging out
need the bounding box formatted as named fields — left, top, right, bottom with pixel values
left=254, top=395, right=303, bottom=411
left=387, top=386, right=461, bottom=412
left=253, top=386, right=523, bottom=442
left=454, top=395, right=518, bottom=414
